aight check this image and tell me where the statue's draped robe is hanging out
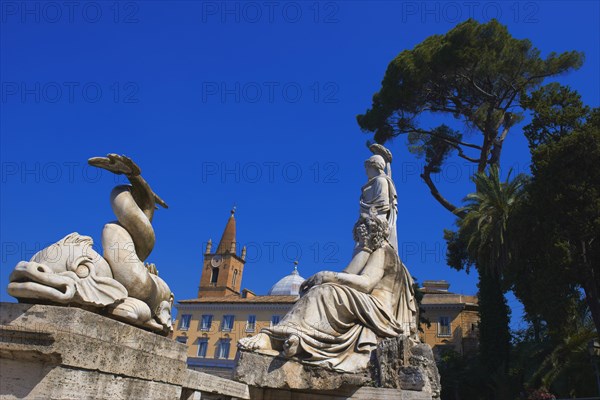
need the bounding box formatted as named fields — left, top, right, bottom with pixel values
left=261, top=246, right=414, bottom=372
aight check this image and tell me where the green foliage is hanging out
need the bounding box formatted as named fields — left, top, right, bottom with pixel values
left=522, top=83, right=590, bottom=148
left=457, top=166, right=526, bottom=274
left=408, top=125, right=462, bottom=173
left=437, top=349, right=487, bottom=400
left=443, top=228, right=475, bottom=273
left=522, top=112, right=600, bottom=334
left=505, top=107, right=600, bottom=398
left=412, top=278, right=431, bottom=332
left=358, top=18, right=583, bottom=142
left=445, top=166, right=526, bottom=272
left=438, top=347, right=524, bottom=400
left=507, top=193, right=581, bottom=341
left=445, top=167, right=525, bottom=391
left=509, top=304, right=599, bottom=398
left=530, top=115, right=600, bottom=242
left=358, top=18, right=582, bottom=178
left=531, top=323, right=597, bottom=395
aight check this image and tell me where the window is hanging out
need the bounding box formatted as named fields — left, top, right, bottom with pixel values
left=438, top=316, right=451, bottom=337
left=200, top=315, right=213, bottom=331
left=210, top=267, right=219, bottom=285
left=197, top=339, right=208, bottom=357
left=232, top=270, right=239, bottom=286
left=175, top=336, right=187, bottom=344
left=221, top=315, right=235, bottom=331
left=246, top=315, right=256, bottom=332
left=179, top=314, right=191, bottom=330
left=271, top=315, right=280, bottom=327
left=469, top=323, right=479, bottom=337
left=216, top=339, right=231, bottom=359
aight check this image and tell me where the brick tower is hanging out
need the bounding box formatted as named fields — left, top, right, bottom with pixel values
left=198, top=208, right=247, bottom=298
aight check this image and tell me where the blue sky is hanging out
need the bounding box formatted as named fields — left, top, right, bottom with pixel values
left=1, top=1, right=599, bottom=329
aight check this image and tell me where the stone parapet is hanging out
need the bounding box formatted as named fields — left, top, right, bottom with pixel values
left=0, top=302, right=250, bottom=400
left=0, top=303, right=438, bottom=400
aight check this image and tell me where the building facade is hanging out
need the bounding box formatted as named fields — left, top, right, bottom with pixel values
left=172, top=210, right=304, bottom=377
left=174, top=295, right=296, bottom=377
left=419, top=280, right=479, bottom=357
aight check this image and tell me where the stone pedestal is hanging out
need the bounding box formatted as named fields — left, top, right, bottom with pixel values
left=234, top=350, right=371, bottom=392
left=234, top=336, right=440, bottom=400
left=0, top=302, right=250, bottom=400
left=370, top=337, right=441, bottom=397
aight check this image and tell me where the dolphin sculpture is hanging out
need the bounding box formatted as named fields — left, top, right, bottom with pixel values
left=8, top=154, right=174, bottom=335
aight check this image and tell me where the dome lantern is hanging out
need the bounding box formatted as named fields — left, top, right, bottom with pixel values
left=268, top=261, right=305, bottom=296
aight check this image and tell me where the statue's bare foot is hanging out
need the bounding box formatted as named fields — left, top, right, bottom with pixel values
left=283, top=334, right=300, bottom=357
left=238, top=333, right=273, bottom=351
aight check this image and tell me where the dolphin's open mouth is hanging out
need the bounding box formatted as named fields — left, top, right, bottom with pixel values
left=9, top=278, right=70, bottom=295
left=8, top=262, right=76, bottom=303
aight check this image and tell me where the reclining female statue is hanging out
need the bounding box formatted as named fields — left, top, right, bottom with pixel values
left=238, top=152, right=417, bottom=373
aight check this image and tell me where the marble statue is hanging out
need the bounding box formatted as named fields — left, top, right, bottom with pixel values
left=359, top=153, right=397, bottom=250
left=7, top=154, right=174, bottom=335
left=238, top=145, right=418, bottom=372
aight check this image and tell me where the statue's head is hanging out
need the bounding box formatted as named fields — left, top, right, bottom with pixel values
left=7, top=233, right=127, bottom=307
left=364, top=155, right=386, bottom=178
left=353, top=213, right=389, bottom=252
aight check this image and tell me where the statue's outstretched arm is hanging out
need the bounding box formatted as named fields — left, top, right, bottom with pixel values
left=300, top=249, right=385, bottom=294
left=343, top=250, right=371, bottom=274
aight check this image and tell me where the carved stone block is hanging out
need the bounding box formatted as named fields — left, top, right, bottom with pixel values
left=234, top=335, right=440, bottom=399
left=370, top=336, right=440, bottom=398
left=233, top=350, right=371, bottom=392
left=0, top=302, right=250, bottom=400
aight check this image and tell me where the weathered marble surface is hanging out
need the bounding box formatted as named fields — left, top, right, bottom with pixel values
left=1, top=361, right=182, bottom=400
left=6, top=154, right=174, bottom=335
left=235, top=335, right=440, bottom=399
left=0, top=302, right=250, bottom=400
left=370, top=337, right=441, bottom=398
left=234, top=350, right=370, bottom=391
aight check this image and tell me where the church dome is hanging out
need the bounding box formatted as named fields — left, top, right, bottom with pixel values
left=268, top=265, right=305, bottom=296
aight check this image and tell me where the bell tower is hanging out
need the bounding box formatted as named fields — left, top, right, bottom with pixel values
left=198, top=208, right=247, bottom=298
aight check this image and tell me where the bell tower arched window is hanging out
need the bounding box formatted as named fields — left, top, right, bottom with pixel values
left=232, top=269, right=238, bottom=287
left=210, top=267, right=219, bottom=285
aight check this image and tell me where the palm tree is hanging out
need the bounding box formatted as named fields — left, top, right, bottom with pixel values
left=458, top=166, right=527, bottom=275
left=453, top=166, right=527, bottom=381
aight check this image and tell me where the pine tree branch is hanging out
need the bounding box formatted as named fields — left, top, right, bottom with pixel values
left=458, top=73, right=496, bottom=99
left=457, top=151, right=481, bottom=163
left=420, top=164, right=466, bottom=218
left=409, top=128, right=483, bottom=150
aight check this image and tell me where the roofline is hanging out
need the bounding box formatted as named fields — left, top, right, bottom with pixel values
left=175, top=302, right=295, bottom=312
